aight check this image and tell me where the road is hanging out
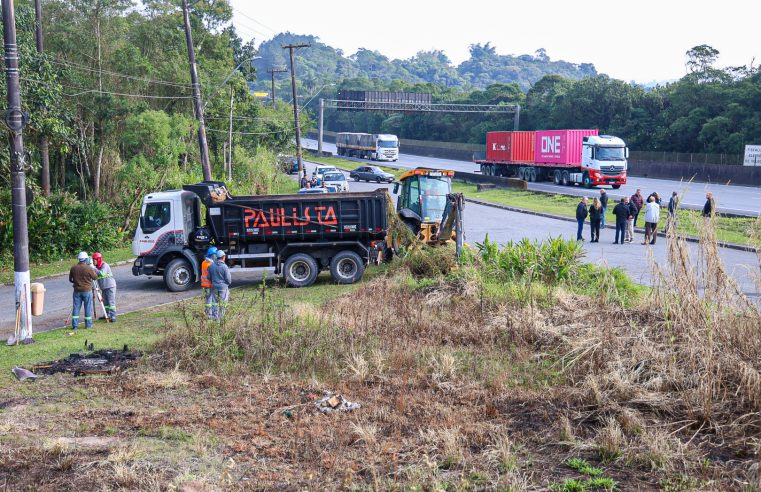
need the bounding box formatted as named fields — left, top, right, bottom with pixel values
left=303, top=139, right=761, bottom=217
left=2, top=163, right=758, bottom=340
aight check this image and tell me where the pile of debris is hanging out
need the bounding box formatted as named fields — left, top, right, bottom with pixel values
left=32, top=346, right=142, bottom=377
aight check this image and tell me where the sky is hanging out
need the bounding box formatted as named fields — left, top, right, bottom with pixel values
left=229, top=0, right=760, bottom=84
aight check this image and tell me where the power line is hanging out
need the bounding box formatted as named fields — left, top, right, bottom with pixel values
left=18, top=76, right=194, bottom=99
left=31, top=54, right=193, bottom=89
left=231, top=7, right=278, bottom=34
left=207, top=127, right=290, bottom=136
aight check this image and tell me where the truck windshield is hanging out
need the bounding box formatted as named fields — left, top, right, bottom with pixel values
left=378, top=140, right=398, bottom=148
left=142, top=202, right=171, bottom=233
left=596, top=147, right=626, bottom=161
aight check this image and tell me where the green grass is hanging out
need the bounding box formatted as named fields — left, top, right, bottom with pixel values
left=0, top=245, right=134, bottom=286
left=0, top=266, right=388, bottom=388
left=452, top=182, right=760, bottom=246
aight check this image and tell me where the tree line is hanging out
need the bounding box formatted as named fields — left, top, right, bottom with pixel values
left=0, top=0, right=297, bottom=263
left=317, top=45, right=760, bottom=156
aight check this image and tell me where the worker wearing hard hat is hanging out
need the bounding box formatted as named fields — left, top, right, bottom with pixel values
left=200, top=246, right=218, bottom=317
left=69, top=251, right=98, bottom=330
left=92, top=252, right=117, bottom=322
left=207, top=250, right=231, bottom=320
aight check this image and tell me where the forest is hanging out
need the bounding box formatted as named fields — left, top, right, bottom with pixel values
left=0, top=0, right=299, bottom=263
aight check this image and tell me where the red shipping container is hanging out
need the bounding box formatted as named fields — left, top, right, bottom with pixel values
left=485, top=131, right=535, bottom=162
left=534, top=129, right=598, bottom=165
left=511, top=131, right=535, bottom=162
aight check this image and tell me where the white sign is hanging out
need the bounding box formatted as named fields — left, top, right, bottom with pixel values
left=744, top=145, right=761, bottom=166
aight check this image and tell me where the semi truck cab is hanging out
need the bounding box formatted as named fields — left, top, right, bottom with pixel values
left=579, top=135, right=629, bottom=187
left=374, top=134, right=399, bottom=162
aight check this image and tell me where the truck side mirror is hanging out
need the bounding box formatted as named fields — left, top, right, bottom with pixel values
left=393, top=182, right=400, bottom=194
left=625, top=148, right=629, bottom=158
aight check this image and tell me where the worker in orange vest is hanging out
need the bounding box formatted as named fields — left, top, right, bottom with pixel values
left=201, top=246, right=217, bottom=317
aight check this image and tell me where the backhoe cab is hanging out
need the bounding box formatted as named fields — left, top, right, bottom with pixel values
left=394, top=168, right=464, bottom=255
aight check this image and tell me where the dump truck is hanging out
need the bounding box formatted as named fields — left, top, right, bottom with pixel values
left=335, top=132, right=399, bottom=161
left=132, top=182, right=388, bottom=290
left=474, top=129, right=629, bottom=189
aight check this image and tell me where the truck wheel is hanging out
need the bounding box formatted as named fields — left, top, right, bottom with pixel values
left=529, top=168, right=537, bottom=182
left=553, top=170, right=562, bottom=185
left=561, top=171, right=570, bottom=186
left=330, top=251, right=365, bottom=284
left=284, top=253, right=319, bottom=288
left=582, top=172, right=593, bottom=188
left=164, top=258, right=194, bottom=292
left=517, top=168, right=525, bottom=180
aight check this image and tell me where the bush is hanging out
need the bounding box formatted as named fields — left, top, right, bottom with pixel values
left=0, top=191, right=122, bottom=263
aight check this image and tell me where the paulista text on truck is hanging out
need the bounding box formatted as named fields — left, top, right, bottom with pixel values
left=474, top=129, right=629, bottom=188
left=132, top=182, right=389, bottom=291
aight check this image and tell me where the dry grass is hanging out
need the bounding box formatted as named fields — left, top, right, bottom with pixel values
left=1, top=219, right=759, bottom=490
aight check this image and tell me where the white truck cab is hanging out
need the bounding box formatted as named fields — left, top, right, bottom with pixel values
left=578, top=135, right=629, bottom=188
left=373, top=134, right=399, bottom=162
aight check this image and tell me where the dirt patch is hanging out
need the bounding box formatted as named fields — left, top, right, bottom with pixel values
left=32, top=348, right=142, bottom=376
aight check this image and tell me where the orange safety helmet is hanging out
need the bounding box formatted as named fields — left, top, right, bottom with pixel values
left=92, top=252, right=103, bottom=268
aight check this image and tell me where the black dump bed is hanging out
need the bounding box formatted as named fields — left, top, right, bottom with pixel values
left=183, top=182, right=389, bottom=246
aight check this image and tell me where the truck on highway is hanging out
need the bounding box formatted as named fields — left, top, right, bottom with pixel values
left=474, top=129, right=629, bottom=189
left=132, top=182, right=388, bottom=290
left=336, top=132, right=399, bottom=162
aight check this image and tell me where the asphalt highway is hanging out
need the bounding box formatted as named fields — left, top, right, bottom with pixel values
left=303, top=139, right=761, bottom=217
left=2, top=161, right=758, bottom=340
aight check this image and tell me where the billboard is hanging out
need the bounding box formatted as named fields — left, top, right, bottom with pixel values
left=743, top=145, right=761, bottom=166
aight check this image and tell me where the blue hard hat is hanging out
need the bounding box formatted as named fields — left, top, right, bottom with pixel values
left=207, top=246, right=218, bottom=256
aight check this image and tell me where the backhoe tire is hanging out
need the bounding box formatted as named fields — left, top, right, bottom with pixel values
left=284, top=253, right=319, bottom=288
left=164, top=258, right=194, bottom=292
left=330, top=250, right=365, bottom=284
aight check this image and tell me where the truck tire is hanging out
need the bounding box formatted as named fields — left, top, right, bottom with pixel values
left=517, top=168, right=525, bottom=180
left=553, top=170, right=562, bottom=185
left=561, top=171, right=570, bottom=186
left=529, top=167, right=537, bottom=182
left=284, top=253, right=319, bottom=288
left=164, top=258, right=194, bottom=292
left=330, top=250, right=365, bottom=284
left=583, top=172, right=593, bottom=188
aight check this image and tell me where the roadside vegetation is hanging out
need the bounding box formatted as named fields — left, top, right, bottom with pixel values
left=2, top=219, right=758, bottom=490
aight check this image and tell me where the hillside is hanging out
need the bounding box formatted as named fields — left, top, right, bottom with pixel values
left=253, top=33, right=598, bottom=94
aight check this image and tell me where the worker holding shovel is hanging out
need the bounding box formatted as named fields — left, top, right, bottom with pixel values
left=69, top=252, right=98, bottom=330
left=93, top=252, right=117, bottom=322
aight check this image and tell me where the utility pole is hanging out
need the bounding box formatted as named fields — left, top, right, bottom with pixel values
left=2, top=0, right=33, bottom=344
left=181, top=0, right=211, bottom=181
left=227, top=85, right=234, bottom=181
left=33, top=0, right=49, bottom=196
left=282, top=43, right=310, bottom=177
left=267, top=67, right=287, bottom=109
left=318, top=98, right=324, bottom=154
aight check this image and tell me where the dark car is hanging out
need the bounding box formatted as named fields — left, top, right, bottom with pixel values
left=279, top=154, right=299, bottom=174
left=349, top=165, right=394, bottom=183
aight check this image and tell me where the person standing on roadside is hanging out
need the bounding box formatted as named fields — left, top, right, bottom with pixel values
left=300, top=172, right=308, bottom=189
left=630, top=188, right=644, bottom=226
left=642, top=196, right=661, bottom=245
left=665, top=191, right=679, bottom=233
left=575, top=196, right=589, bottom=241
left=201, top=246, right=217, bottom=317
left=626, top=197, right=637, bottom=243
left=92, top=252, right=117, bottom=322
left=589, top=197, right=603, bottom=242
left=702, top=192, right=715, bottom=218
left=612, top=198, right=629, bottom=244
left=599, top=189, right=609, bottom=227
left=208, top=250, right=231, bottom=320
left=69, top=252, right=98, bottom=330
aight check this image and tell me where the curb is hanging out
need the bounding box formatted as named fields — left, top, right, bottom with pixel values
left=464, top=197, right=757, bottom=253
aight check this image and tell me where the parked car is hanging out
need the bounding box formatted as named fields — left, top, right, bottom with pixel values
left=322, top=171, right=349, bottom=192
left=297, top=187, right=328, bottom=194
left=278, top=154, right=299, bottom=174
left=312, top=165, right=338, bottom=186
left=349, top=165, right=394, bottom=183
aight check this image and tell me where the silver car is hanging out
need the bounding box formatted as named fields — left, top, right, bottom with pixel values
left=322, top=172, right=349, bottom=192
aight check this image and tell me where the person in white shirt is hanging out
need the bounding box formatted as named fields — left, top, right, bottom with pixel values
left=642, top=196, right=661, bottom=245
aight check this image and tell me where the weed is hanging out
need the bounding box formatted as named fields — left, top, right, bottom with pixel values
left=566, top=457, right=603, bottom=477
